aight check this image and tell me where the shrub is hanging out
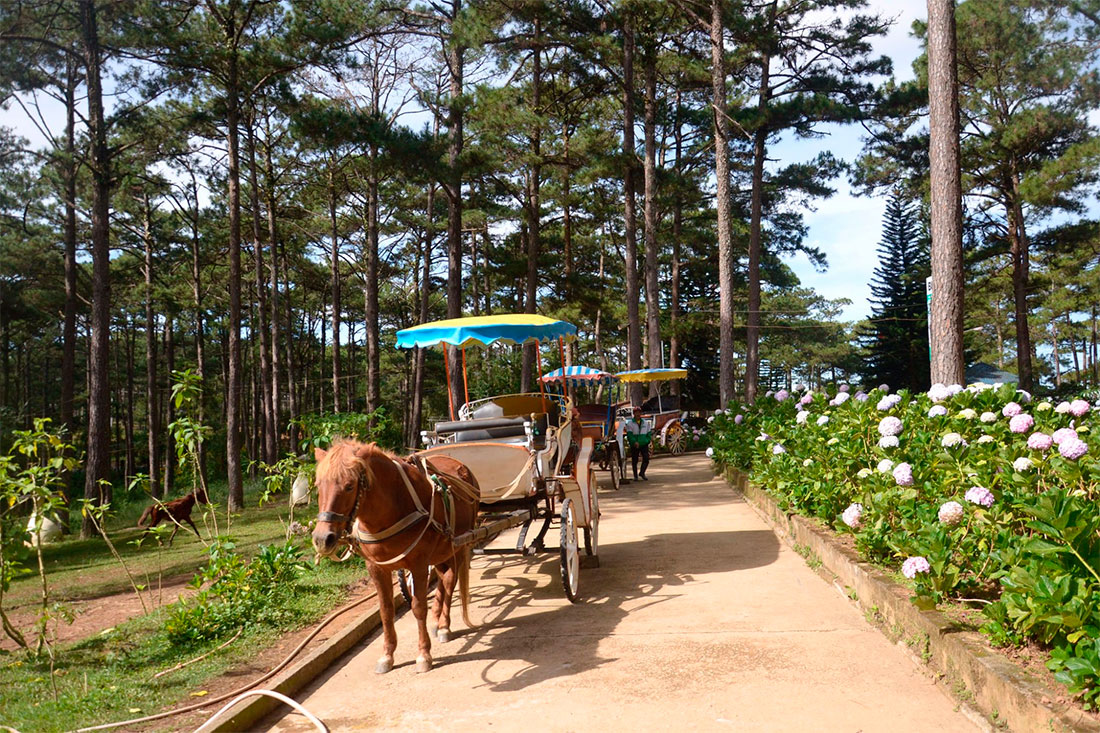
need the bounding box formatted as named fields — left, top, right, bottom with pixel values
left=709, top=383, right=1100, bottom=708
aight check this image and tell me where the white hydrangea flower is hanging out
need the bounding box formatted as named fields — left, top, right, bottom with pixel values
left=877, top=459, right=894, bottom=473
left=977, top=434, right=995, bottom=444
left=957, top=408, right=977, bottom=420
left=1013, top=456, right=1033, bottom=472
left=802, top=458, right=813, bottom=467
left=857, top=467, right=872, bottom=479
left=878, top=435, right=899, bottom=449
left=941, top=432, right=966, bottom=448
left=980, top=411, right=997, bottom=423
left=796, top=410, right=810, bottom=424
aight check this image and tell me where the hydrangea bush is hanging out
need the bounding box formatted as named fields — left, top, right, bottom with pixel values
left=708, top=382, right=1100, bottom=707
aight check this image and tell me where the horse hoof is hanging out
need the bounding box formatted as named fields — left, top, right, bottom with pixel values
left=415, top=656, right=432, bottom=673
left=375, top=657, right=394, bottom=674
left=437, top=628, right=451, bottom=643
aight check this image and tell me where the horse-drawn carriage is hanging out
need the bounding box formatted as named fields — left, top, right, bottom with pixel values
left=615, top=368, right=690, bottom=457
left=540, top=365, right=623, bottom=491
left=310, top=314, right=601, bottom=674
left=397, top=314, right=600, bottom=601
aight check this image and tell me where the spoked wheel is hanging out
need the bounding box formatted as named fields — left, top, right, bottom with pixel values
left=583, top=469, right=600, bottom=565
left=398, top=568, right=413, bottom=604
left=560, top=498, right=580, bottom=603
left=608, top=454, right=620, bottom=491
left=667, top=423, right=687, bottom=455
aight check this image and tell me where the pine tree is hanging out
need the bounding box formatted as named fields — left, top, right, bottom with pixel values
left=863, top=191, right=931, bottom=391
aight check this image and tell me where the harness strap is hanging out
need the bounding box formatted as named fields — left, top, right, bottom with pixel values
left=351, top=459, right=439, bottom=566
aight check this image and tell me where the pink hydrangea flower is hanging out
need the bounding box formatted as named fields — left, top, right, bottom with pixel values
left=772, top=443, right=786, bottom=455
left=775, top=389, right=790, bottom=402
left=1009, top=413, right=1034, bottom=434
left=734, top=414, right=743, bottom=425
left=800, top=393, right=814, bottom=406
left=892, top=462, right=913, bottom=486
left=878, top=416, right=903, bottom=436
left=938, top=501, right=964, bottom=526
left=902, top=556, right=931, bottom=579
left=1059, top=438, right=1088, bottom=461
left=965, top=486, right=995, bottom=507
left=878, top=384, right=890, bottom=393
left=842, top=503, right=863, bottom=529
left=830, top=392, right=850, bottom=406
left=1053, top=427, right=1078, bottom=445
left=855, top=391, right=869, bottom=402
left=1070, top=399, right=1091, bottom=417
left=1027, top=432, right=1053, bottom=451
left=1002, top=402, right=1022, bottom=417
left=839, top=383, right=850, bottom=393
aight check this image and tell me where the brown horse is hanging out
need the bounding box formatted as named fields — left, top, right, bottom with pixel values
left=137, top=486, right=209, bottom=546
left=312, top=439, right=480, bottom=674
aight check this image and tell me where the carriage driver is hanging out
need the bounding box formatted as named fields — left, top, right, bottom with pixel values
left=624, top=406, right=651, bottom=481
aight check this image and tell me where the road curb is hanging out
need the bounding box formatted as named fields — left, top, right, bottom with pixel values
left=722, top=466, right=1099, bottom=733
left=211, top=592, right=404, bottom=732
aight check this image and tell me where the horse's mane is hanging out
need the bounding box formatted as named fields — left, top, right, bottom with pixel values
left=317, top=438, right=398, bottom=489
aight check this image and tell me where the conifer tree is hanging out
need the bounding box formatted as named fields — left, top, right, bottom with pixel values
left=863, top=191, right=930, bottom=391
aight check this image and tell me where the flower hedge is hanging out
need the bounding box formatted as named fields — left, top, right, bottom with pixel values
left=708, top=383, right=1100, bottom=707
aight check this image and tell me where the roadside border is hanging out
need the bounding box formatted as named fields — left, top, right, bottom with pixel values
left=723, top=466, right=1099, bottom=733
left=210, top=594, right=404, bottom=732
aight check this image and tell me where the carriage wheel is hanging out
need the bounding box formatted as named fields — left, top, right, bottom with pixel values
left=398, top=568, right=413, bottom=604
left=667, top=423, right=687, bottom=455
left=608, top=455, right=620, bottom=491
left=583, top=470, right=600, bottom=563
left=559, top=498, right=580, bottom=603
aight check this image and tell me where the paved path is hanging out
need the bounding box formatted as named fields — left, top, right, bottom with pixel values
left=260, top=454, right=978, bottom=732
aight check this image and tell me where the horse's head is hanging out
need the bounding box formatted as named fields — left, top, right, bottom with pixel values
left=311, top=440, right=375, bottom=557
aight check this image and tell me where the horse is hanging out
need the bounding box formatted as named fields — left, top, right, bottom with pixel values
left=312, top=439, right=480, bottom=674
left=136, top=486, right=209, bottom=546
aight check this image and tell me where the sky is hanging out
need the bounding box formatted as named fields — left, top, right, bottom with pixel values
left=776, top=0, right=927, bottom=323
left=0, top=0, right=928, bottom=324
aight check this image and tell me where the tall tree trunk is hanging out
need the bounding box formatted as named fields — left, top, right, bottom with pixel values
left=411, top=184, right=434, bottom=441
left=711, top=0, right=736, bottom=407
left=247, top=119, right=275, bottom=464
left=189, top=172, right=209, bottom=489
left=623, top=13, right=643, bottom=405
left=1091, top=308, right=1098, bottom=387
left=60, top=59, right=78, bottom=444
left=282, top=237, right=299, bottom=444
left=143, top=193, right=161, bottom=498
left=365, top=147, right=381, bottom=414
left=746, top=27, right=773, bottom=403
left=225, top=45, right=245, bottom=512
left=81, top=0, right=113, bottom=536
left=926, top=0, right=966, bottom=387
left=163, top=316, right=176, bottom=495
left=1053, top=322, right=1062, bottom=388
left=562, top=131, right=573, bottom=287
left=445, top=26, right=466, bottom=412
left=1007, top=180, right=1033, bottom=390
left=125, top=320, right=135, bottom=481
left=643, top=47, right=661, bottom=394
left=328, top=162, right=342, bottom=413
left=670, top=83, right=682, bottom=397
left=1065, top=310, right=1079, bottom=379
left=521, top=20, right=542, bottom=393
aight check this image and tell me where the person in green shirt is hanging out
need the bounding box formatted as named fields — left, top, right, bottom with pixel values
left=624, top=406, right=651, bottom=481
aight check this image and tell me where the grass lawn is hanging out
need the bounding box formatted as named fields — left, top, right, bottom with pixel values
left=0, top=477, right=369, bottom=732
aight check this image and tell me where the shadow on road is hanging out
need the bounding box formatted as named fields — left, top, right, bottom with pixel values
left=447, top=526, right=780, bottom=693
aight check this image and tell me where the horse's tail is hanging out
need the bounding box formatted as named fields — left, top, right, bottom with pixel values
left=458, top=544, right=476, bottom=629
left=136, top=505, right=153, bottom=528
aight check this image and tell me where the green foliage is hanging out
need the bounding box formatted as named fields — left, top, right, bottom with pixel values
left=163, top=537, right=308, bottom=646
left=709, top=383, right=1100, bottom=707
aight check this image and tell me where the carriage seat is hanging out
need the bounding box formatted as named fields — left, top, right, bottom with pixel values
left=640, top=394, right=680, bottom=414
left=434, top=416, right=529, bottom=443
left=465, top=394, right=561, bottom=426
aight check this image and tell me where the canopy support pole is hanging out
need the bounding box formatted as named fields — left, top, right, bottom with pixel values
left=461, top=346, right=470, bottom=408
left=536, top=344, right=548, bottom=412
left=443, top=347, right=456, bottom=420
left=558, top=337, right=569, bottom=401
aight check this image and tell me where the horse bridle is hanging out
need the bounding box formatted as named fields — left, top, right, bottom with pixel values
left=317, top=458, right=446, bottom=566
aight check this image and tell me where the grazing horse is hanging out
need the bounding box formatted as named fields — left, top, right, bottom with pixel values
left=312, top=439, right=480, bottom=674
left=137, top=487, right=209, bottom=546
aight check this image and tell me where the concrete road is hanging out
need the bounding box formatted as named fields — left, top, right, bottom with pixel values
left=259, top=454, right=978, bottom=732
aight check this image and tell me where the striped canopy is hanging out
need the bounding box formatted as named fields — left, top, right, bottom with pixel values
left=539, top=366, right=617, bottom=386
left=395, top=314, right=577, bottom=349
left=615, top=368, right=689, bottom=383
